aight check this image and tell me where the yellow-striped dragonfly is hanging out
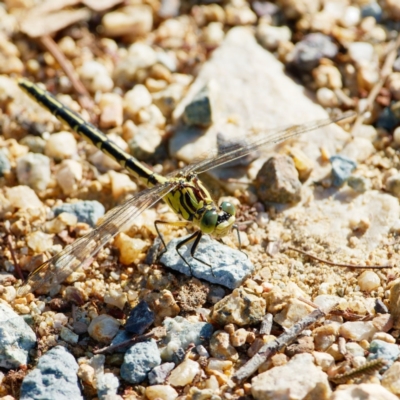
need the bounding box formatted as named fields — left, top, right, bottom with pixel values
left=17, top=79, right=354, bottom=295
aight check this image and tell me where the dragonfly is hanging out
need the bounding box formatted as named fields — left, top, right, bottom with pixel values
left=17, top=78, right=354, bottom=296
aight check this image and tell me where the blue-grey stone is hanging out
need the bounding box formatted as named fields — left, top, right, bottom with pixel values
left=0, top=150, right=10, bottom=177
left=375, top=299, right=389, bottom=314
left=148, top=362, right=175, bottom=385
left=53, top=201, right=105, bottom=227
left=20, top=346, right=83, bottom=400
left=163, top=316, right=213, bottom=351
left=125, top=300, right=155, bottom=335
left=96, top=372, right=119, bottom=400
left=347, top=175, right=370, bottom=193
left=183, top=85, right=213, bottom=127
left=361, top=2, right=382, bottom=22
left=0, top=303, right=36, bottom=369
left=367, top=339, right=400, bottom=369
left=20, top=135, right=46, bottom=154
left=288, top=33, right=338, bottom=72
left=110, top=330, right=133, bottom=353
left=330, top=155, right=357, bottom=187
left=120, top=339, right=161, bottom=384
left=377, top=107, right=400, bottom=131
left=159, top=234, right=254, bottom=289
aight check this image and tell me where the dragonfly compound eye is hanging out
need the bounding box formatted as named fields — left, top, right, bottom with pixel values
left=200, top=210, right=218, bottom=234
left=220, top=201, right=235, bottom=216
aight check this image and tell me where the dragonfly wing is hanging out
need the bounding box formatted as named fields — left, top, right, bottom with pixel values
left=18, top=182, right=177, bottom=296
left=193, top=111, right=355, bottom=174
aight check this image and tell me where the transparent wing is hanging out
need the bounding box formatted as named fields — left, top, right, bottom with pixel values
left=191, top=111, right=355, bottom=174
left=18, top=182, right=177, bottom=296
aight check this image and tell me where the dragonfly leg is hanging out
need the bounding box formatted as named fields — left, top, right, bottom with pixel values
left=189, top=231, right=216, bottom=277
left=233, top=224, right=248, bottom=258
left=176, top=230, right=200, bottom=276
left=154, top=220, right=190, bottom=254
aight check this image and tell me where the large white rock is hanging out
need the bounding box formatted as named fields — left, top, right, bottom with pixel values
left=331, top=383, right=398, bottom=400
left=251, top=353, right=331, bottom=400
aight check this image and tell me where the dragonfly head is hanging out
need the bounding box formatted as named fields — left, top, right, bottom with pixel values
left=199, top=201, right=236, bottom=238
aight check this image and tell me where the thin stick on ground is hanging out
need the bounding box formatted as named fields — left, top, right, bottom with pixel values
left=232, top=308, right=326, bottom=382
left=39, top=35, right=92, bottom=108
left=94, top=326, right=166, bottom=354
left=351, top=33, right=400, bottom=135
left=287, top=246, right=393, bottom=269
left=5, top=232, right=24, bottom=281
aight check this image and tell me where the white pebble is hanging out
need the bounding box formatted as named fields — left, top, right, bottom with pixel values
left=316, top=87, right=338, bottom=107
left=358, top=271, right=380, bottom=292
left=341, top=6, right=361, bottom=28
left=168, top=359, right=201, bottom=387
left=113, top=233, right=148, bottom=265
left=348, top=42, right=375, bottom=65
left=104, top=288, right=127, bottom=310
left=124, top=84, right=152, bottom=116
left=78, top=61, right=113, bottom=92
left=88, top=314, right=120, bottom=342
left=256, top=24, right=291, bottom=51
left=393, top=126, right=400, bottom=145
left=45, top=131, right=77, bottom=159
left=0, top=285, right=16, bottom=302
left=99, top=93, right=123, bottom=129
left=56, top=159, right=82, bottom=195
left=339, top=321, right=377, bottom=341
left=145, top=384, right=178, bottom=400
left=5, top=185, right=42, bottom=209
left=26, top=231, right=53, bottom=253
left=16, top=153, right=51, bottom=191
left=108, top=170, right=137, bottom=199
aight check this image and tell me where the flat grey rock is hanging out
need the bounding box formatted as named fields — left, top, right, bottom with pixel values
left=53, top=200, right=105, bottom=227
left=159, top=234, right=254, bottom=289
left=170, top=26, right=349, bottom=187
left=0, top=303, right=36, bottom=369
left=20, top=346, right=83, bottom=400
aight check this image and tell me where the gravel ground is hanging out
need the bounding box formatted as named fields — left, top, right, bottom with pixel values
left=1, top=0, right=400, bottom=399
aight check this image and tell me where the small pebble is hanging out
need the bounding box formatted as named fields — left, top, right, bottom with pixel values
left=113, top=233, right=148, bottom=265
left=0, top=150, right=11, bottom=176
left=386, top=174, right=400, bottom=199
left=26, top=231, right=53, bottom=253
left=60, top=327, right=79, bottom=344
left=393, top=126, right=400, bottom=145
left=358, top=271, right=380, bottom=292
left=88, top=314, right=121, bottom=343
left=148, top=362, right=175, bottom=385
left=102, top=5, right=153, bottom=37
left=56, top=159, right=82, bottom=195
left=104, top=288, right=127, bottom=310
left=341, top=6, right=361, bottom=27
left=312, top=351, right=335, bottom=371
left=361, top=2, right=382, bottom=22
left=53, top=201, right=105, bottom=227
left=99, top=93, right=123, bottom=129
left=16, top=153, right=51, bottom=191
left=375, top=299, right=389, bottom=314
left=124, top=84, right=152, bottom=117
left=348, top=42, right=375, bottom=65
left=346, top=342, right=365, bottom=357
left=210, top=330, right=239, bottom=361
left=145, top=384, right=178, bottom=400
left=45, top=131, right=77, bottom=160
left=183, top=84, right=215, bottom=127
left=256, top=24, right=291, bottom=51
left=120, top=339, right=161, bottom=384
left=330, top=155, right=357, bottom=187
left=96, top=372, right=120, bottom=400
left=316, top=87, right=338, bottom=107
left=125, top=300, right=154, bottom=334
left=367, top=339, right=400, bottom=367
left=347, top=175, right=370, bottom=193
left=128, top=125, right=162, bottom=160
left=255, top=155, right=302, bottom=204
left=288, top=33, right=338, bottom=72
left=381, top=361, right=400, bottom=396
left=372, top=332, right=396, bottom=344
left=211, top=288, right=266, bottom=326
left=168, top=359, right=201, bottom=386
left=339, top=321, right=377, bottom=341
left=78, top=60, right=113, bottom=92
left=230, top=328, right=248, bottom=347
left=377, top=106, right=400, bottom=131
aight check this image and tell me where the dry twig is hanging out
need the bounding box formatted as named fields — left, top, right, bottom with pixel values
left=233, top=308, right=326, bottom=382
left=287, top=246, right=393, bottom=269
